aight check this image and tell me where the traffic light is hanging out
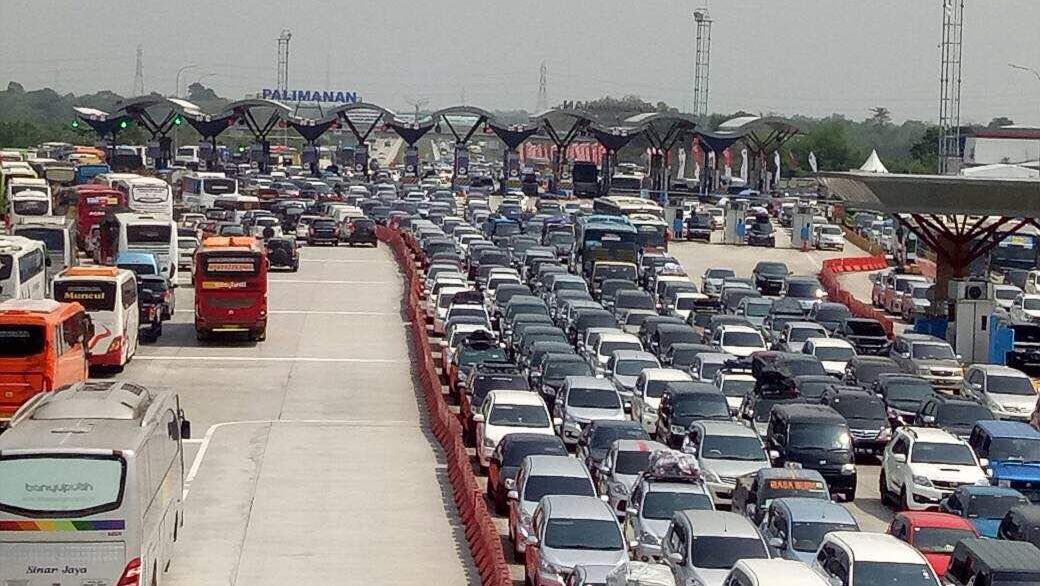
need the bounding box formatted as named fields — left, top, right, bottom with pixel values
left=119, top=120, right=129, bottom=129
left=173, top=115, right=183, bottom=126
left=70, top=119, right=80, bottom=129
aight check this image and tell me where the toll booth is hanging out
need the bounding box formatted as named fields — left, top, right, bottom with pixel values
left=951, top=280, right=997, bottom=364
left=790, top=204, right=815, bottom=250
left=723, top=200, right=749, bottom=245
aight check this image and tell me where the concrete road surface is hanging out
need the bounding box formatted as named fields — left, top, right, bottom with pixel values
left=114, top=244, right=478, bottom=586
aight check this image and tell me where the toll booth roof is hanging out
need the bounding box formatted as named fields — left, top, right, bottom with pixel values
left=821, top=172, right=1040, bottom=217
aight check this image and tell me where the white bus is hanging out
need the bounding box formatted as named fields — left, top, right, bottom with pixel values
left=212, top=194, right=260, bottom=223
left=92, top=172, right=141, bottom=188
left=174, top=145, right=199, bottom=166
left=120, top=177, right=173, bottom=220
left=114, top=214, right=179, bottom=279
left=180, top=172, right=238, bottom=210
left=0, top=381, right=191, bottom=586
left=0, top=235, right=47, bottom=302
left=8, top=189, right=53, bottom=227
left=592, top=195, right=664, bottom=219
left=13, top=221, right=75, bottom=293
left=53, top=267, right=139, bottom=369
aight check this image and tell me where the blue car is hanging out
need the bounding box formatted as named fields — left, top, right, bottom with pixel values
left=115, top=251, right=161, bottom=277
left=968, top=421, right=1040, bottom=503
left=939, top=485, right=1029, bottom=537
left=760, top=497, right=860, bottom=564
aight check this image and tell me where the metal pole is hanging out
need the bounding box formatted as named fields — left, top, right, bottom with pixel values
left=174, top=64, right=197, bottom=98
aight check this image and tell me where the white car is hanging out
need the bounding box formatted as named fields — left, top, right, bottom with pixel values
left=879, top=426, right=989, bottom=511
left=812, top=532, right=941, bottom=586
left=1009, top=293, right=1040, bottom=322
left=588, top=332, right=644, bottom=375
left=803, top=337, right=857, bottom=377
left=475, top=390, right=557, bottom=469
left=714, top=371, right=756, bottom=414
left=775, top=321, right=828, bottom=354
left=712, top=325, right=767, bottom=358
left=632, top=368, right=692, bottom=434
left=671, top=292, right=710, bottom=322
left=812, top=224, right=845, bottom=251
left=960, top=364, right=1039, bottom=421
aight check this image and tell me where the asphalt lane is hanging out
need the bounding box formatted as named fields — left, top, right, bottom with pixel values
left=111, top=242, right=478, bottom=585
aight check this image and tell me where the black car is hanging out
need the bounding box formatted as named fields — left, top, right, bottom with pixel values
left=818, top=387, right=890, bottom=455
left=766, top=404, right=857, bottom=501
left=746, top=221, right=776, bottom=247
left=914, top=394, right=995, bottom=439
left=266, top=237, right=300, bottom=271
left=577, top=420, right=650, bottom=485
left=944, top=539, right=1040, bottom=586
left=807, top=302, right=852, bottom=333
left=487, top=433, right=568, bottom=514
left=685, top=213, right=713, bottom=242
left=136, top=277, right=165, bottom=343
left=655, top=385, right=731, bottom=448
left=752, top=261, right=789, bottom=295
left=843, top=356, right=902, bottom=389
left=874, top=373, right=935, bottom=427
left=344, top=217, right=378, bottom=246
left=307, top=218, right=338, bottom=245
left=832, top=317, right=891, bottom=356
left=793, top=375, right=842, bottom=401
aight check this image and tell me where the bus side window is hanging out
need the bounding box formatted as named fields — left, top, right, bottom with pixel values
left=122, top=277, right=137, bottom=309
left=54, top=325, right=69, bottom=356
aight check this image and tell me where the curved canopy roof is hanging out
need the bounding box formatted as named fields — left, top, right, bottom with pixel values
left=113, top=95, right=202, bottom=116
left=820, top=172, right=1040, bottom=216
left=324, top=102, right=397, bottom=120
left=428, top=105, right=493, bottom=121
left=717, top=115, right=799, bottom=135
left=222, top=99, right=292, bottom=115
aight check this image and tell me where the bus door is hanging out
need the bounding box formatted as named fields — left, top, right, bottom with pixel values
left=13, top=225, right=74, bottom=293
left=74, top=189, right=124, bottom=252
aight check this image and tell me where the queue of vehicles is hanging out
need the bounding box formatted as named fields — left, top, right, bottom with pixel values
left=400, top=189, right=1040, bottom=586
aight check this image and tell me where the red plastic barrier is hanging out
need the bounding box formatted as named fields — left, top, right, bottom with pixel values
left=378, top=226, right=512, bottom=586
left=819, top=265, right=895, bottom=337
left=822, top=255, right=887, bottom=274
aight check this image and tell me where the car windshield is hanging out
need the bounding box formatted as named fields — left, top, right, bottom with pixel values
left=616, top=359, right=659, bottom=377
left=614, top=451, right=652, bottom=475
left=700, top=435, right=765, bottom=461
left=885, top=380, right=935, bottom=404
left=814, top=307, right=851, bottom=322
left=940, top=403, right=994, bottom=427
left=568, top=388, right=621, bottom=410
left=814, top=346, right=856, bottom=361
left=752, top=398, right=801, bottom=423
left=459, top=347, right=508, bottom=366
left=744, top=301, right=772, bottom=317
left=757, top=263, right=788, bottom=276
left=617, top=295, right=654, bottom=310
left=852, top=561, right=938, bottom=586
left=690, top=536, right=768, bottom=569
left=789, top=424, right=852, bottom=451
left=911, top=442, right=976, bottom=466
left=791, top=522, right=857, bottom=552
left=707, top=269, right=736, bottom=279
left=721, top=377, right=755, bottom=398
left=853, top=363, right=901, bottom=383
left=600, top=341, right=643, bottom=357
left=523, top=476, right=595, bottom=503
left=791, top=327, right=827, bottom=342
left=672, top=395, right=729, bottom=419
left=989, top=437, right=1040, bottom=463
left=699, top=362, right=725, bottom=382
left=488, top=404, right=549, bottom=428
left=1024, top=298, right=1040, bottom=311
left=544, top=518, right=623, bottom=551
left=911, top=287, right=931, bottom=300
left=591, top=427, right=647, bottom=450
left=722, top=331, right=764, bottom=347
left=968, top=494, right=1027, bottom=519
left=751, top=223, right=774, bottom=235
left=641, top=490, right=713, bottom=520
left=502, top=442, right=566, bottom=467
left=912, top=343, right=956, bottom=360
left=545, top=360, right=593, bottom=380
left=912, top=526, right=977, bottom=553
left=786, top=281, right=823, bottom=298
left=987, top=374, right=1038, bottom=396
left=830, top=396, right=886, bottom=421
left=796, top=381, right=832, bottom=400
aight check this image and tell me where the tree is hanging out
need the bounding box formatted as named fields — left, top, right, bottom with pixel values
left=792, top=120, right=857, bottom=171
left=869, top=107, right=892, bottom=127
left=988, top=116, right=1015, bottom=128
left=909, top=126, right=941, bottom=174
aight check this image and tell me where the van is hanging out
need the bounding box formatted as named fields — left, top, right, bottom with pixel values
left=766, top=404, right=857, bottom=501
left=0, top=381, right=191, bottom=586
left=945, top=538, right=1040, bottom=586
left=724, top=558, right=830, bottom=586
left=813, top=532, right=940, bottom=586
left=0, top=299, right=91, bottom=421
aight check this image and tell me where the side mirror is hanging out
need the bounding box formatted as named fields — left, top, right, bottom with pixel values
left=600, top=494, right=610, bottom=503
left=526, top=535, right=539, bottom=547
left=667, top=552, right=684, bottom=564
left=747, top=504, right=757, bottom=516
left=922, top=415, right=936, bottom=424
left=626, top=507, right=638, bottom=516
left=506, top=490, right=519, bottom=501
left=979, top=458, right=989, bottom=468
left=552, top=417, right=563, bottom=427
left=893, top=453, right=907, bottom=464
left=769, top=450, right=780, bottom=460
left=768, top=537, right=784, bottom=549
left=504, top=477, right=516, bottom=490
left=472, top=414, right=485, bottom=423
left=179, top=413, right=192, bottom=440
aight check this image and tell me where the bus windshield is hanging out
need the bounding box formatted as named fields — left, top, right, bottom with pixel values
left=126, top=224, right=171, bottom=244
left=0, top=255, right=10, bottom=280
left=16, top=228, right=65, bottom=253
left=54, top=281, right=116, bottom=312
left=203, top=178, right=237, bottom=195
left=0, top=454, right=125, bottom=516
left=0, top=324, right=45, bottom=356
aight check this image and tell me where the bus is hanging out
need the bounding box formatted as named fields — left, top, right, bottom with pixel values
left=120, top=176, right=173, bottom=220
left=7, top=188, right=52, bottom=227
left=0, top=236, right=47, bottom=302
left=592, top=195, right=664, bottom=219
left=628, top=212, right=670, bottom=253
left=212, top=194, right=261, bottom=223
left=194, top=236, right=269, bottom=342
left=573, top=215, right=640, bottom=278
left=53, top=267, right=139, bottom=370
left=0, top=162, right=37, bottom=209
left=97, top=213, right=179, bottom=279
left=13, top=222, right=75, bottom=292
left=181, top=172, right=238, bottom=211
left=73, top=163, right=110, bottom=185
left=0, top=299, right=90, bottom=421
left=989, top=232, right=1039, bottom=287
left=0, top=381, right=191, bottom=586
left=68, top=185, right=126, bottom=252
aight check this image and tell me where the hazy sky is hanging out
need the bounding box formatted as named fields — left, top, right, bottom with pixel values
left=2, top=0, right=1039, bottom=124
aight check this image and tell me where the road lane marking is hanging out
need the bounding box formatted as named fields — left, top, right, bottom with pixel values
left=298, top=259, right=387, bottom=263
left=136, top=356, right=408, bottom=363
left=269, top=279, right=395, bottom=284
left=183, top=418, right=414, bottom=499
left=172, top=309, right=401, bottom=316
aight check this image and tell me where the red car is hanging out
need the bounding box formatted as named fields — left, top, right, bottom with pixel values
left=887, top=511, right=979, bottom=576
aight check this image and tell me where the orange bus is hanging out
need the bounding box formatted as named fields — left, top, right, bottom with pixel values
left=0, top=299, right=91, bottom=422
left=193, top=236, right=269, bottom=342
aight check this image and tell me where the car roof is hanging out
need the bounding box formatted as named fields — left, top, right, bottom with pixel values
left=523, top=455, right=590, bottom=477
left=899, top=333, right=947, bottom=343
left=719, top=325, right=760, bottom=334
left=953, top=484, right=1027, bottom=498
left=807, top=337, right=854, bottom=348
left=899, top=511, right=977, bottom=529
left=540, top=495, right=615, bottom=520
left=787, top=321, right=826, bottom=329
left=564, top=376, right=617, bottom=391
left=971, top=364, right=1029, bottom=376
left=613, top=439, right=667, bottom=453
left=641, top=368, right=693, bottom=381
left=696, top=353, right=736, bottom=364
left=955, top=538, right=1040, bottom=573
left=501, top=433, right=564, bottom=448
left=598, top=332, right=641, bottom=343
left=774, top=404, right=845, bottom=423
left=775, top=498, right=856, bottom=524
left=757, top=468, right=827, bottom=482
left=828, top=532, right=927, bottom=564
left=733, top=559, right=824, bottom=584
left=677, top=510, right=760, bottom=538
left=612, top=350, right=657, bottom=361
left=849, top=356, right=898, bottom=366
left=973, top=420, right=1040, bottom=439
left=695, top=420, right=760, bottom=438
left=903, top=426, right=961, bottom=443
left=487, top=390, right=545, bottom=406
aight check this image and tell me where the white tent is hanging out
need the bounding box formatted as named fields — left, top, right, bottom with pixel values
left=960, top=163, right=1039, bottom=179
left=857, top=149, right=889, bottom=173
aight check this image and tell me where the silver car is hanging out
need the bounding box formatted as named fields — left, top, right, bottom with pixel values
left=524, top=495, right=628, bottom=586
left=663, top=510, right=770, bottom=586
left=682, top=421, right=770, bottom=507
left=597, top=439, right=668, bottom=517
left=554, top=376, right=626, bottom=445
left=509, top=455, right=597, bottom=559
left=607, top=350, right=662, bottom=408
left=625, top=476, right=714, bottom=561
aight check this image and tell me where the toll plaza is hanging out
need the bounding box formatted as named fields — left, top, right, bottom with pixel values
left=533, top=109, right=595, bottom=193
left=224, top=99, right=293, bottom=174
left=327, top=103, right=400, bottom=180
left=716, top=116, right=801, bottom=191
left=585, top=124, right=641, bottom=196
left=429, top=107, right=493, bottom=187
left=73, top=96, right=205, bottom=169
left=488, top=121, right=540, bottom=193
left=178, top=108, right=238, bottom=170
left=624, top=112, right=698, bottom=204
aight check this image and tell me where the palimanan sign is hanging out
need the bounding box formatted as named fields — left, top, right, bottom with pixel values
left=260, top=89, right=361, bottom=103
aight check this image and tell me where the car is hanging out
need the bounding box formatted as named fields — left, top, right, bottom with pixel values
left=1009, top=293, right=1040, bottom=323
left=761, top=497, right=859, bottom=564
left=939, top=484, right=1029, bottom=537
left=879, top=426, right=988, bottom=511
left=890, top=333, right=964, bottom=390
left=264, top=236, right=300, bottom=271
left=731, top=468, right=831, bottom=525
left=812, top=224, right=845, bottom=251
left=781, top=277, right=827, bottom=314
left=966, top=420, right=1040, bottom=503
left=884, top=274, right=931, bottom=315
left=607, top=350, right=661, bottom=409
left=539, top=354, right=594, bottom=408
left=475, top=390, right=557, bottom=468
left=887, top=511, right=980, bottom=576
left=662, top=510, right=769, bottom=586
left=488, top=433, right=568, bottom=514
left=793, top=374, right=842, bottom=401
left=656, top=385, right=732, bottom=448
left=306, top=217, right=339, bottom=245
left=724, top=558, right=831, bottom=586
left=597, top=439, right=668, bottom=517
left=509, top=457, right=598, bottom=561
left=586, top=331, right=643, bottom=375
left=624, top=473, right=715, bottom=562
left=806, top=302, right=852, bottom=333
left=812, top=531, right=942, bottom=586
left=902, top=283, right=934, bottom=322
left=874, top=374, right=936, bottom=427
left=631, top=368, right=693, bottom=435
left=735, top=297, right=773, bottom=329
left=773, top=321, right=829, bottom=354
left=914, top=394, right=995, bottom=439
left=802, top=337, right=857, bottom=378
left=684, top=212, right=714, bottom=242
left=712, top=325, right=767, bottom=358
left=737, top=392, right=810, bottom=439
left=702, top=267, right=737, bottom=297
left=554, top=376, right=626, bottom=445
left=943, top=538, right=1040, bottom=586
left=745, top=220, right=775, bottom=247
left=690, top=352, right=736, bottom=383
left=683, top=420, right=770, bottom=508
left=576, top=420, right=650, bottom=485
left=714, top=370, right=756, bottom=415
left=523, top=495, right=627, bottom=586
left=766, top=404, right=857, bottom=501
left=960, top=364, right=1038, bottom=421
left=819, top=387, right=892, bottom=455
left=833, top=318, right=890, bottom=358
left=752, top=262, right=789, bottom=296
left=997, top=504, right=1040, bottom=549
left=843, top=355, right=902, bottom=389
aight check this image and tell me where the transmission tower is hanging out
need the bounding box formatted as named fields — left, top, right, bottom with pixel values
left=277, top=29, right=292, bottom=95
left=938, top=0, right=964, bottom=174
left=692, top=8, right=712, bottom=118
left=132, top=45, right=144, bottom=96
left=536, top=62, right=549, bottom=112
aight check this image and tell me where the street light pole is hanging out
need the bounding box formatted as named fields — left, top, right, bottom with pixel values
left=174, top=64, right=198, bottom=98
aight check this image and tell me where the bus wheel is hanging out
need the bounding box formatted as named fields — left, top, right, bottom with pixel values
left=196, top=329, right=209, bottom=342
left=252, top=329, right=267, bottom=342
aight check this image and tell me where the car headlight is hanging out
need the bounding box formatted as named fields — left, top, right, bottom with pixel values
left=483, top=437, right=497, bottom=448
left=876, top=427, right=892, bottom=441
left=639, top=531, right=662, bottom=546
left=670, top=424, right=686, bottom=435
left=912, top=474, right=933, bottom=487
left=998, top=479, right=1012, bottom=488
left=842, top=463, right=856, bottom=475
left=815, top=289, right=827, bottom=299
left=539, top=557, right=563, bottom=577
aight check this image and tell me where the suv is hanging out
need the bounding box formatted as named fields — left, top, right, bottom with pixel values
left=960, top=364, right=1038, bottom=421
left=812, top=532, right=941, bottom=586
left=766, top=404, right=857, bottom=501
left=833, top=317, right=891, bottom=355
left=731, top=468, right=830, bottom=525
left=683, top=421, right=770, bottom=508
left=819, top=387, right=891, bottom=455
left=874, top=374, right=936, bottom=427
left=998, top=504, right=1040, bottom=549
left=662, top=511, right=769, bottom=586
left=889, top=333, right=963, bottom=390
left=624, top=474, right=714, bottom=562
left=967, top=420, right=1040, bottom=503
left=523, top=495, right=627, bottom=586
left=944, top=539, right=1040, bottom=586
left=879, top=426, right=988, bottom=511
left=508, top=456, right=597, bottom=560
left=843, top=356, right=902, bottom=389
left=913, top=395, right=995, bottom=439
left=655, top=385, right=732, bottom=448
left=752, top=261, right=789, bottom=296
left=597, top=439, right=668, bottom=517
left=554, top=376, right=626, bottom=445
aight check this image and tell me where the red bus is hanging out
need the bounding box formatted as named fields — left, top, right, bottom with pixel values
left=193, top=236, right=269, bottom=342
left=66, top=184, right=127, bottom=252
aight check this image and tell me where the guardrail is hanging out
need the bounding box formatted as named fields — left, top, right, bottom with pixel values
left=818, top=255, right=895, bottom=336
left=376, top=224, right=512, bottom=586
